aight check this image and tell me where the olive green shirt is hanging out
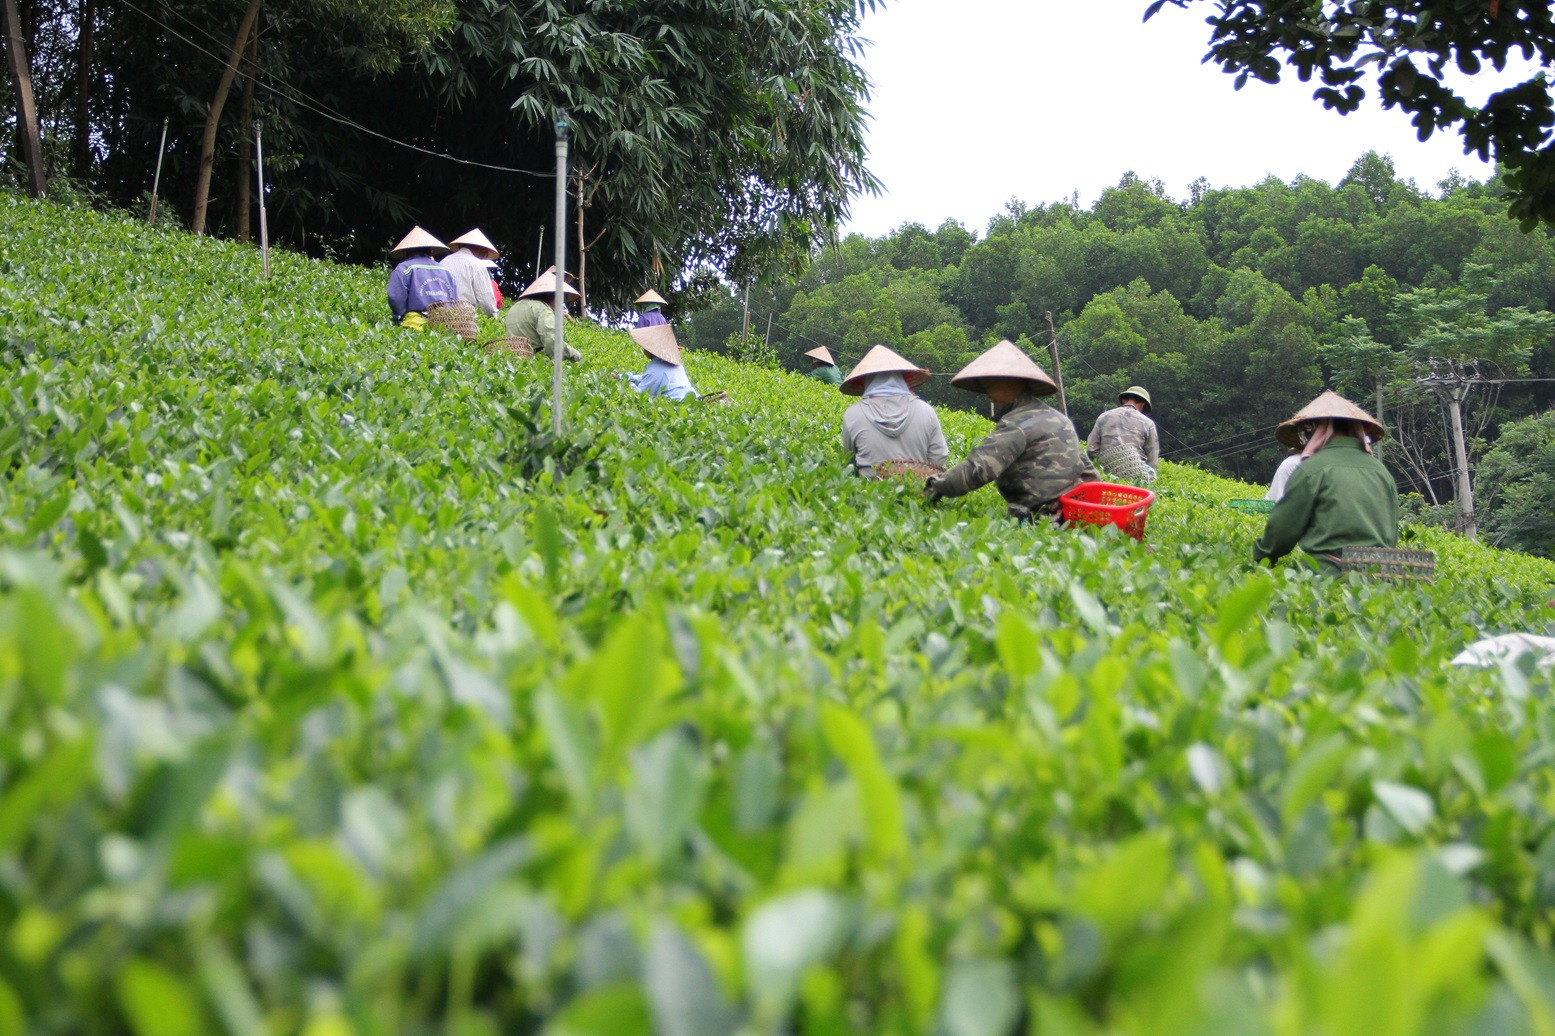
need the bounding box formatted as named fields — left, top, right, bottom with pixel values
left=505, top=297, right=580, bottom=361
left=1253, top=437, right=1399, bottom=567
left=926, top=395, right=1096, bottom=519
left=806, top=364, right=842, bottom=387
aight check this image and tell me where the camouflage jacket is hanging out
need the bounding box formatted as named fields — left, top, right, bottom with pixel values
left=927, top=395, right=1097, bottom=519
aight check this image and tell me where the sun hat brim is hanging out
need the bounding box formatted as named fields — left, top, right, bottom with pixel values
left=1275, top=390, right=1386, bottom=448
left=839, top=344, right=930, bottom=396
left=949, top=340, right=1058, bottom=396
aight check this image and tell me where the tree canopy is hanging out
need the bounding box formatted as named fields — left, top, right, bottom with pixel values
left=1146, top=0, right=1555, bottom=227
left=1, top=0, right=878, bottom=307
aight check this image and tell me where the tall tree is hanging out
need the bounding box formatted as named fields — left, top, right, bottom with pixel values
left=189, top=0, right=455, bottom=236
left=1477, top=410, right=1555, bottom=558
left=190, top=0, right=261, bottom=235
left=1, top=0, right=46, bottom=196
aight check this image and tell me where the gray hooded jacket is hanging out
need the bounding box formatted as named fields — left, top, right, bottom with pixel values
left=842, top=395, right=950, bottom=477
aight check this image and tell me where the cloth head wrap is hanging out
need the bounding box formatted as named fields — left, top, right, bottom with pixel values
left=862, top=372, right=912, bottom=398
left=1299, top=418, right=1372, bottom=458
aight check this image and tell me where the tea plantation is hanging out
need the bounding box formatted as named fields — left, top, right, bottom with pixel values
left=4, top=192, right=1555, bottom=1035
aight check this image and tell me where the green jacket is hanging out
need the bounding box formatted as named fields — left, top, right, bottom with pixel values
left=926, top=394, right=1096, bottom=519
left=806, top=364, right=842, bottom=387
left=505, top=298, right=581, bottom=361
left=1253, top=437, right=1398, bottom=568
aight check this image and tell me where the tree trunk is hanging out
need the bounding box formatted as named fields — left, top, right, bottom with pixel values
left=72, top=0, right=95, bottom=179
left=190, top=0, right=262, bottom=236
left=234, top=32, right=256, bottom=244
left=1, top=0, right=47, bottom=197
left=1443, top=389, right=1477, bottom=539
left=575, top=173, right=587, bottom=313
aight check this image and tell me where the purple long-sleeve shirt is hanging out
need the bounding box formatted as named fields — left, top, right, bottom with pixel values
left=387, top=257, right=459, bottom=320
left=636, top=308, right=669, bottom=328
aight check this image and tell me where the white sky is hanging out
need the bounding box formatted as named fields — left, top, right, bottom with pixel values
left=841, top=0, right=1535, bottom=238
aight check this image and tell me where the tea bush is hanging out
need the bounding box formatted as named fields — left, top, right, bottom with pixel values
left=2, top=193, right=1555, bottom=1034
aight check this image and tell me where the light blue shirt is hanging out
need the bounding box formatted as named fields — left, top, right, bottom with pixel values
left=627, top=359, right=698, bottom=401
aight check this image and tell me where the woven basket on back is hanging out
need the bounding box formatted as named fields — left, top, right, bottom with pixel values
left=426, top=299, right=479, bottom=341
left=1094, top=443, right=1157, bottom=485
left=874, top=459, right=944, bottom=481
left=484, top=335, right=534, bottom=358
left=1328, top=546, right=1436, bottom=582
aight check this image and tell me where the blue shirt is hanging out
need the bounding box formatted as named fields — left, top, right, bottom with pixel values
left=387, top=257, right=459, bottom=320
left=628, top=359, right=698, bottom=401
left=636, top=309, right=668, bottom=328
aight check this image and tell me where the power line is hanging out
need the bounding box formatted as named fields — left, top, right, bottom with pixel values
left=118, top=0, right=555, bottom=178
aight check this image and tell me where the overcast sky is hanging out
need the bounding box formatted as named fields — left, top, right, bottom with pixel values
left=840, top=1, right=1530, bottom=239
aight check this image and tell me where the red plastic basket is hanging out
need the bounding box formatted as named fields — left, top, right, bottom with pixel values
left=1059, top=481, right=1155, bottom=541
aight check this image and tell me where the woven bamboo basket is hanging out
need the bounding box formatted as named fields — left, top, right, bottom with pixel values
left=483, top=335, right=534, bottom=358
left=874, top=459, right=944, bottom=481
left=1329, top=546, right=1436, bottom=582
left=698, top=390, right=732, bottom=405
left=1093, top=443, right=1157, bottom=485
left=426, top=299, right=479, bottom=341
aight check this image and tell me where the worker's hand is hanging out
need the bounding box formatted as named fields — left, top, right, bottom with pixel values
left=922, top=476, right=942, bottom=502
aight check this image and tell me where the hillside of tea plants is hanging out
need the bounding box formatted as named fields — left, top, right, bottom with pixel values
left=3, top=192, right=1555, bottom=1035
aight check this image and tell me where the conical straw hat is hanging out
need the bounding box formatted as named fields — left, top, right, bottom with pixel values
left=840, top=344, right=930, bottom=396
left=519, top=270, right=580, bottom=299
left=804, top=346, right=836, bottom=366
left=950, top=340, right=1058, bottom=396
left=1276, top=390, right=1386, bottom=448
left=630, top=323, right=682, bottom=365
left=449, top=228, right=499, bottom=255
left=390, top=225, right=448, bottom=257
left=635, top=289, right=668, bottom=306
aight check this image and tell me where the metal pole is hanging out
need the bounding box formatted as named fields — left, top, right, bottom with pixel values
left=552, top=113, right=570, bottom=436
left=148, top=117, right=169, bottom=224
left=535, top=224, right=545, bottom=279
left=741, top=284, right=750, bottom=340
left=763, top=311, right=773, bottom=349
left=254, top=121, right=270, bottom=278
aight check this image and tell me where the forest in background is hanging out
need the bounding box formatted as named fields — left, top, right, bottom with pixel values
left=682, top=154, right=1555, bottom=557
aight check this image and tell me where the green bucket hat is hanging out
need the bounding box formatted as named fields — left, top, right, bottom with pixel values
left=1120, top=386, right=1152, bottom=412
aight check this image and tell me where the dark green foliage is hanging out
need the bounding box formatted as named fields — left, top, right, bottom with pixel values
left=1146, top=0, right=1555, bottom=227
left=4, top=0, right=878, bottom=308
left=5, top=191, right=1555, bottom=1032
left=1479, top=410, right=1555, bottom=557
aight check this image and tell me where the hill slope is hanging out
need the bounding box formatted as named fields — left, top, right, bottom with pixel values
left=2, top=193, right=1555, bottom=1034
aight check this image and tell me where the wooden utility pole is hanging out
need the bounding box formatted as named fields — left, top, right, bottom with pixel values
left=2, top=0, right=48, bottom=198
left=1044, top=310, right=1068, bottom=416
left=148, top=117, right=169, bottom=224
